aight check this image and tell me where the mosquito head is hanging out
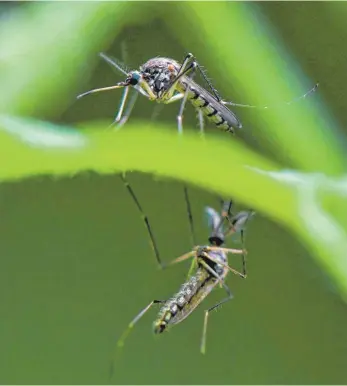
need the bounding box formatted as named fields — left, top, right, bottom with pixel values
left=205, top=206, right=225, bottom=246
left=153, top=320, right=167, bottom=334
left=208, top=235, right=224, bottom=246
left=76, top=70, right=148, bottom=100
left=125, top=70, right=142, bottom=86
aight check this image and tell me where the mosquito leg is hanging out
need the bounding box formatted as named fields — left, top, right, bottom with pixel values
left=116, top=300, right=166, bottom=349
left=176, top=63, right=197, bottom=134
left=175, top=53, right=194, bottom=78
left=183, top=186, right=198, bottom=279
left=186, top=259, right=198, bottom=281
left=222, top=83, right=319, bottom=109
left=117, top=89, right=139, bottom=128
left=201, top=251, right=246, bottom=279
left=162, top=53, right=195, bottom=101
left=198, top=258, right=225, bottom=286
left=107, top=86, right=130, bottom=129
left=177, top=88, right=189, bottom=134
left=184, top=186, right=196, bottom=247
left=170, top=53, right=222, bottom=102
left=240, top=230, right=247, bottom=277
left=110, top=299, right=166, bottom=380
left=164, top=250, right=196, bottom=268
left=206, top=246, right=244, bottom=255
left=120, top=173, right=163, bottom=269
left=113, top=42, right=131, bottom=127
left=207, top=244, right=247, bottom=278
left=224, top=210, right=254, bottom=276
left=165, top=93, right=185, bottom=104
left=222, top=200, right=233, bottom=219
left=194, top=58, right=222, bottom=102
left=215, top=200, right=233, bottom=233
left=150, top=102, right=165, bottom=122
left=201, top=285, right=233, bottom=354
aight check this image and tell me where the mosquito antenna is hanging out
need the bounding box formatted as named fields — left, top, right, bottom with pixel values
left=99, top=52, right=128, bottom=76
left=120, top=173, right=163, bottom=269
left=120, top=41, right=129, bottom=73
left=99, top=52, right=150, bottom=99
left=222, top=83, right=319, bottom=110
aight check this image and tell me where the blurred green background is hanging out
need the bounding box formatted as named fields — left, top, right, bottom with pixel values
left=0, top=2, right=347, bottom=384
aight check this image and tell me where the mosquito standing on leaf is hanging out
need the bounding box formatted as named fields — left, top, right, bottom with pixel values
left=77, top=52, right=319, bottom=134
left=111, top=173, right=255, bottom=378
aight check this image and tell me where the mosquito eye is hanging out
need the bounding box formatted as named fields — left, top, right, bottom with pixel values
left=128, top=73, right=141, bottom=86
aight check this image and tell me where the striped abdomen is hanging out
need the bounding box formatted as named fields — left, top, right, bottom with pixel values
left=178, top=79, right=242, bottom=133
left=153, top=268, right=218, bottom=334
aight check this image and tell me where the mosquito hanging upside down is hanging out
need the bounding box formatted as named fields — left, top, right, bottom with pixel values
left=110, top=174, right=255, bottom=379
left=77, top=52, right=318, bottom=134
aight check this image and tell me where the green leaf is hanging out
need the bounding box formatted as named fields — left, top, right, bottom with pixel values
left=1, top=114, right=347, bottom=301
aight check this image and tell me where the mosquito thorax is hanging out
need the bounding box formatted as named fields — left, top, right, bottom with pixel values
left=140, top=57, right=180, bottom=99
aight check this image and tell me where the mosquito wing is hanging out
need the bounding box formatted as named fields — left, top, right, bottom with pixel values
left=205, top=206, right=222, bottom=233
left=231, top=210, right=255, bottom=233
left=183, top=76, right=242, bottom=130
left=228, top=210, right=255, bottom=244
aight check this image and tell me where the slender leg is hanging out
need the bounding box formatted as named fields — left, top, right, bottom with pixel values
left=162, top=53, right=195, bottom=100
left=222, top=83, right=319, bottom=109
left=183, top=186, right=196, bottom=247
left=204, top=246, right=247, bottom=278
left=221, top=200, right=233, bottom=219
left=183, top=186, right=199, bottom=280
left=116, top=89, right=139, bottom=128
left=108, top=41, right=131, bottom=127
left=120, top=173, right=163, bottom=269
left=110, top=299, right=166, bottom=380
left=216, top=200, right=233, bottom=233
left=150, top=102, right=165, bottom=122
left=206, top=246, right=244, bottom=255
left=201, top=284, right=233, bottom=354
left=164, top=250, right=196, bottom=268
left=224, top=210, right=254, bottom=277
left=116, top=300, right=166, bottom=349
left=168, top=53, right=222, bottom=102
left=240, top=230, right=247, bottom=277
left=171, top=61, right=197, bottom=89
left=186, top=258, right=198, bottom=281
left=194, top=59, right=222, bottom=102
left=107, top=86, right=130, bottom=129
left=176, top=63, right=197, bottom=134
left=115, top=86, right=129, bottom=123
left=198, top=258, right=225, bottom=286
left=165, top=93, right=185, bottom=104
left=201, top=251, right=246, bottom=279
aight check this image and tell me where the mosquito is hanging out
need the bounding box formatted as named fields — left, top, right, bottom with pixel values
left=77, top=52, right=318, bottom=134
left=112, top=173, right=254, bottom=374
